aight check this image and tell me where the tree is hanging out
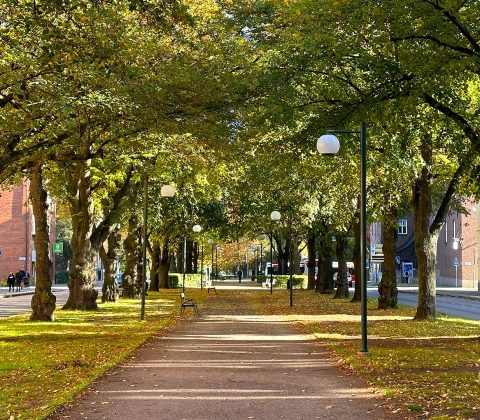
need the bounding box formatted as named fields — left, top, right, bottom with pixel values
left=29, top=166, right=56, bottom=321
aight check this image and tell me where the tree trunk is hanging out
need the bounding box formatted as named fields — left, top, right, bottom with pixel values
left=307, top=232, right=316, bottom=290
left=378, top=219, right=398, bottom=309
left=414, top=143, right=437, bottom=319
left=192, top=241, right=199, bottom=273
left=100, top=225, right=121, bottom=303
left=122, top=216, right=140, bottom=298
left=149, top=240, right=161, bottom=291
left=63, top=162, right=98, bottom=310
left=333, top=233, right=349, bottom=299
left=316, top=224, right=334, bottom=293
left=351, top=208, right=361, bottom=303
left=29, top=166, right=56, bottom=321
left=274, top=235, right=288, bottom=275
left=293, top=236, right=301, bottom=274
left=176, top=242, right=183, bottom=273
left=159, top=242, right=171, bottom=288
left=186, top=239, right=193, bottom=273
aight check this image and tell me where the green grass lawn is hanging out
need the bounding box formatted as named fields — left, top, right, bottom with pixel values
left=1, top=288, right=479, bottom=419
left=0, top=289, right=206, bottom=419
left=247, top=289, right=480, bottom=419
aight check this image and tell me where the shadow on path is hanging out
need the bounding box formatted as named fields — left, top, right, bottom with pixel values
left=51, top=293, right=402, bottom=420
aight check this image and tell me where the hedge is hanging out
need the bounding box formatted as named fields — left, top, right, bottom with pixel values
left=168, top=273, right=203, bottom=288
left=256, top=274, right=307, bottom=289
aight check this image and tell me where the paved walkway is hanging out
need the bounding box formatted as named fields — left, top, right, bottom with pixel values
left=52, top=294, right=399, bottom=420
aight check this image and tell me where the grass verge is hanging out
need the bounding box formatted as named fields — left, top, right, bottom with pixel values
left=247, top=289, right=480, bottom=419
left=0, top=289, right=206, bottom=419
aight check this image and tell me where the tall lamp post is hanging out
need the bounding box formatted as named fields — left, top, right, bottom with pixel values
left=317, top=121, right=368, bottom=353
left=141, top=183, right=175, bottom=321
left=208, top=239, right=214, bottom=280
left=452, top=237, right=461, bottom=287
left=215, top=246, right=221, bottom=280
left=193, top=224, right=203, bottom=289
left=270, top=211, right=281, bottom=295
left=258, top=234, right=266, bottom=275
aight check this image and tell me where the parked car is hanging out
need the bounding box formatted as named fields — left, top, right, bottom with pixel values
left=333, top=272, right=353, bottom=288
left=115, top=273, right=123, bottom=288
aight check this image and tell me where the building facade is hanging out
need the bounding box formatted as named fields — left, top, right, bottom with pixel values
left=0, top=180, right=56, bottom=282
left=369, top=203, right=479, bottom=289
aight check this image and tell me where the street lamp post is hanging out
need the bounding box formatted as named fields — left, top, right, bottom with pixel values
left=215, top=246, right=220, bottom=280
left=193, top=224, right=203, bottom=289
left=452, top=237, right=461, bottom=287
left=258, top=234, right=267, bottom=275
left=270, top=211, right=281, bottom=295
left=208, top=239, right=214, bottom=280
left=141, top=182, right=175, bottom=321
left=317, top=121, right=368, bottom=353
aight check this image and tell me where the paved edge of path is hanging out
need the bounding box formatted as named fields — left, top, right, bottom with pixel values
left=49, top=293, right=408, bottom=420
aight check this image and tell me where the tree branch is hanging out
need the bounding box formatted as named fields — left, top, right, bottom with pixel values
left=424, top=93, right=480, bottom=154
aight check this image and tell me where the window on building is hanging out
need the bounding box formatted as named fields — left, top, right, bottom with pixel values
left=398, top=219, right=407, bottom=235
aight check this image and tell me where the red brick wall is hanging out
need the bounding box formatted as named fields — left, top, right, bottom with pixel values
left=0, top=180, right=56, bottom=281
left=436, top=202, right=479, bottom=288
left=0, top=182, right=30, bottom=279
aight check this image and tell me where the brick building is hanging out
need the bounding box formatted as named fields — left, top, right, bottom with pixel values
left=0, top=180, right=56, bottom=282
left=436, top=203, right=479, bottom=288
left=369, top=203, right=479, bottom=289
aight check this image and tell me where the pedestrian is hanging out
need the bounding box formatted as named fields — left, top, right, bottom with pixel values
left=237, top=269, right=242, bottom=282
left=403, top=270, right=409, bottom=284
left=22, top=271, right=30, bottom=288
left=14, top=270, right=23, bottom=291
left=7, top=272, right=15, bottom=292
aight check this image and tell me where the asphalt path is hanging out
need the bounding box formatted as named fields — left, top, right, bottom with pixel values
left=368, top=289, right=480, bottom=320
left=0, top=289, right=69, bottom=318
left=52, top=293, right=399, bottom=420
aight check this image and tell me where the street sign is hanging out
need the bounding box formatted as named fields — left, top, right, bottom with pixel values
left=395, top=255, right=401, bottom=264
left=371, top=244, right=384, bottom=262
left=453, top=258, right=460, bottom=267
left=53, top=242, right=63, bottom=254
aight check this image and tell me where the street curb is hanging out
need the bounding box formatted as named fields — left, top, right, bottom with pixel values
left=0, top=290, right=35, bottom=299
left=398, top=289, right=480, bottom=301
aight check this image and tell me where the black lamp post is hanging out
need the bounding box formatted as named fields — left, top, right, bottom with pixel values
left=317, top=121, right=368, bottom=353
left=270, top=211, right=281, bottom=295
left=193, top=224, right=202, bottom=289
left=215, top=246, right=220, bottom=280
left=141, top=182, right=175, bottom=321
left=208, top=239, right=214, bottom=280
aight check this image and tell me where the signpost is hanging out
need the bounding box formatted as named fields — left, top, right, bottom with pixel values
left=453, top=258, right=459, bottom=287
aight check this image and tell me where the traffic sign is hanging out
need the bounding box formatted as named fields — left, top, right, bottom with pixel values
left=53, top=242, right=63, bottom=254
left=453, top=258, right=459, bottom=267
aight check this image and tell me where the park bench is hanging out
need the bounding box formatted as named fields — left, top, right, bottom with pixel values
left=203, top=279, right=217, bottom=295
left=180, top=292, right=199, bottom=315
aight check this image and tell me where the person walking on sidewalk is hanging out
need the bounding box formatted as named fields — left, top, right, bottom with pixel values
left=14, top=270, right=23, bottom=291
left=7, top=272, right=15, bottom=292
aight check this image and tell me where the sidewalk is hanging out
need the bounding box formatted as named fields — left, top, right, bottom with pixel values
left=395, top=285, right=480, bottom=301
left=51, top=294, right=400, bottom=420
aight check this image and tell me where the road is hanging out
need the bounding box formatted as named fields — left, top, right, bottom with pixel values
left=0, top=289, right=69, bottom=318
left=368, top=288, right=480, bottom=320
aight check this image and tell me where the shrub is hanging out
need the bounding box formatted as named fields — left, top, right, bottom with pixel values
left=272, top=275, right=308, bottom=289
left=55, top=270, right=69, bottom=284
left=168, top=273, right=203, bottom=288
